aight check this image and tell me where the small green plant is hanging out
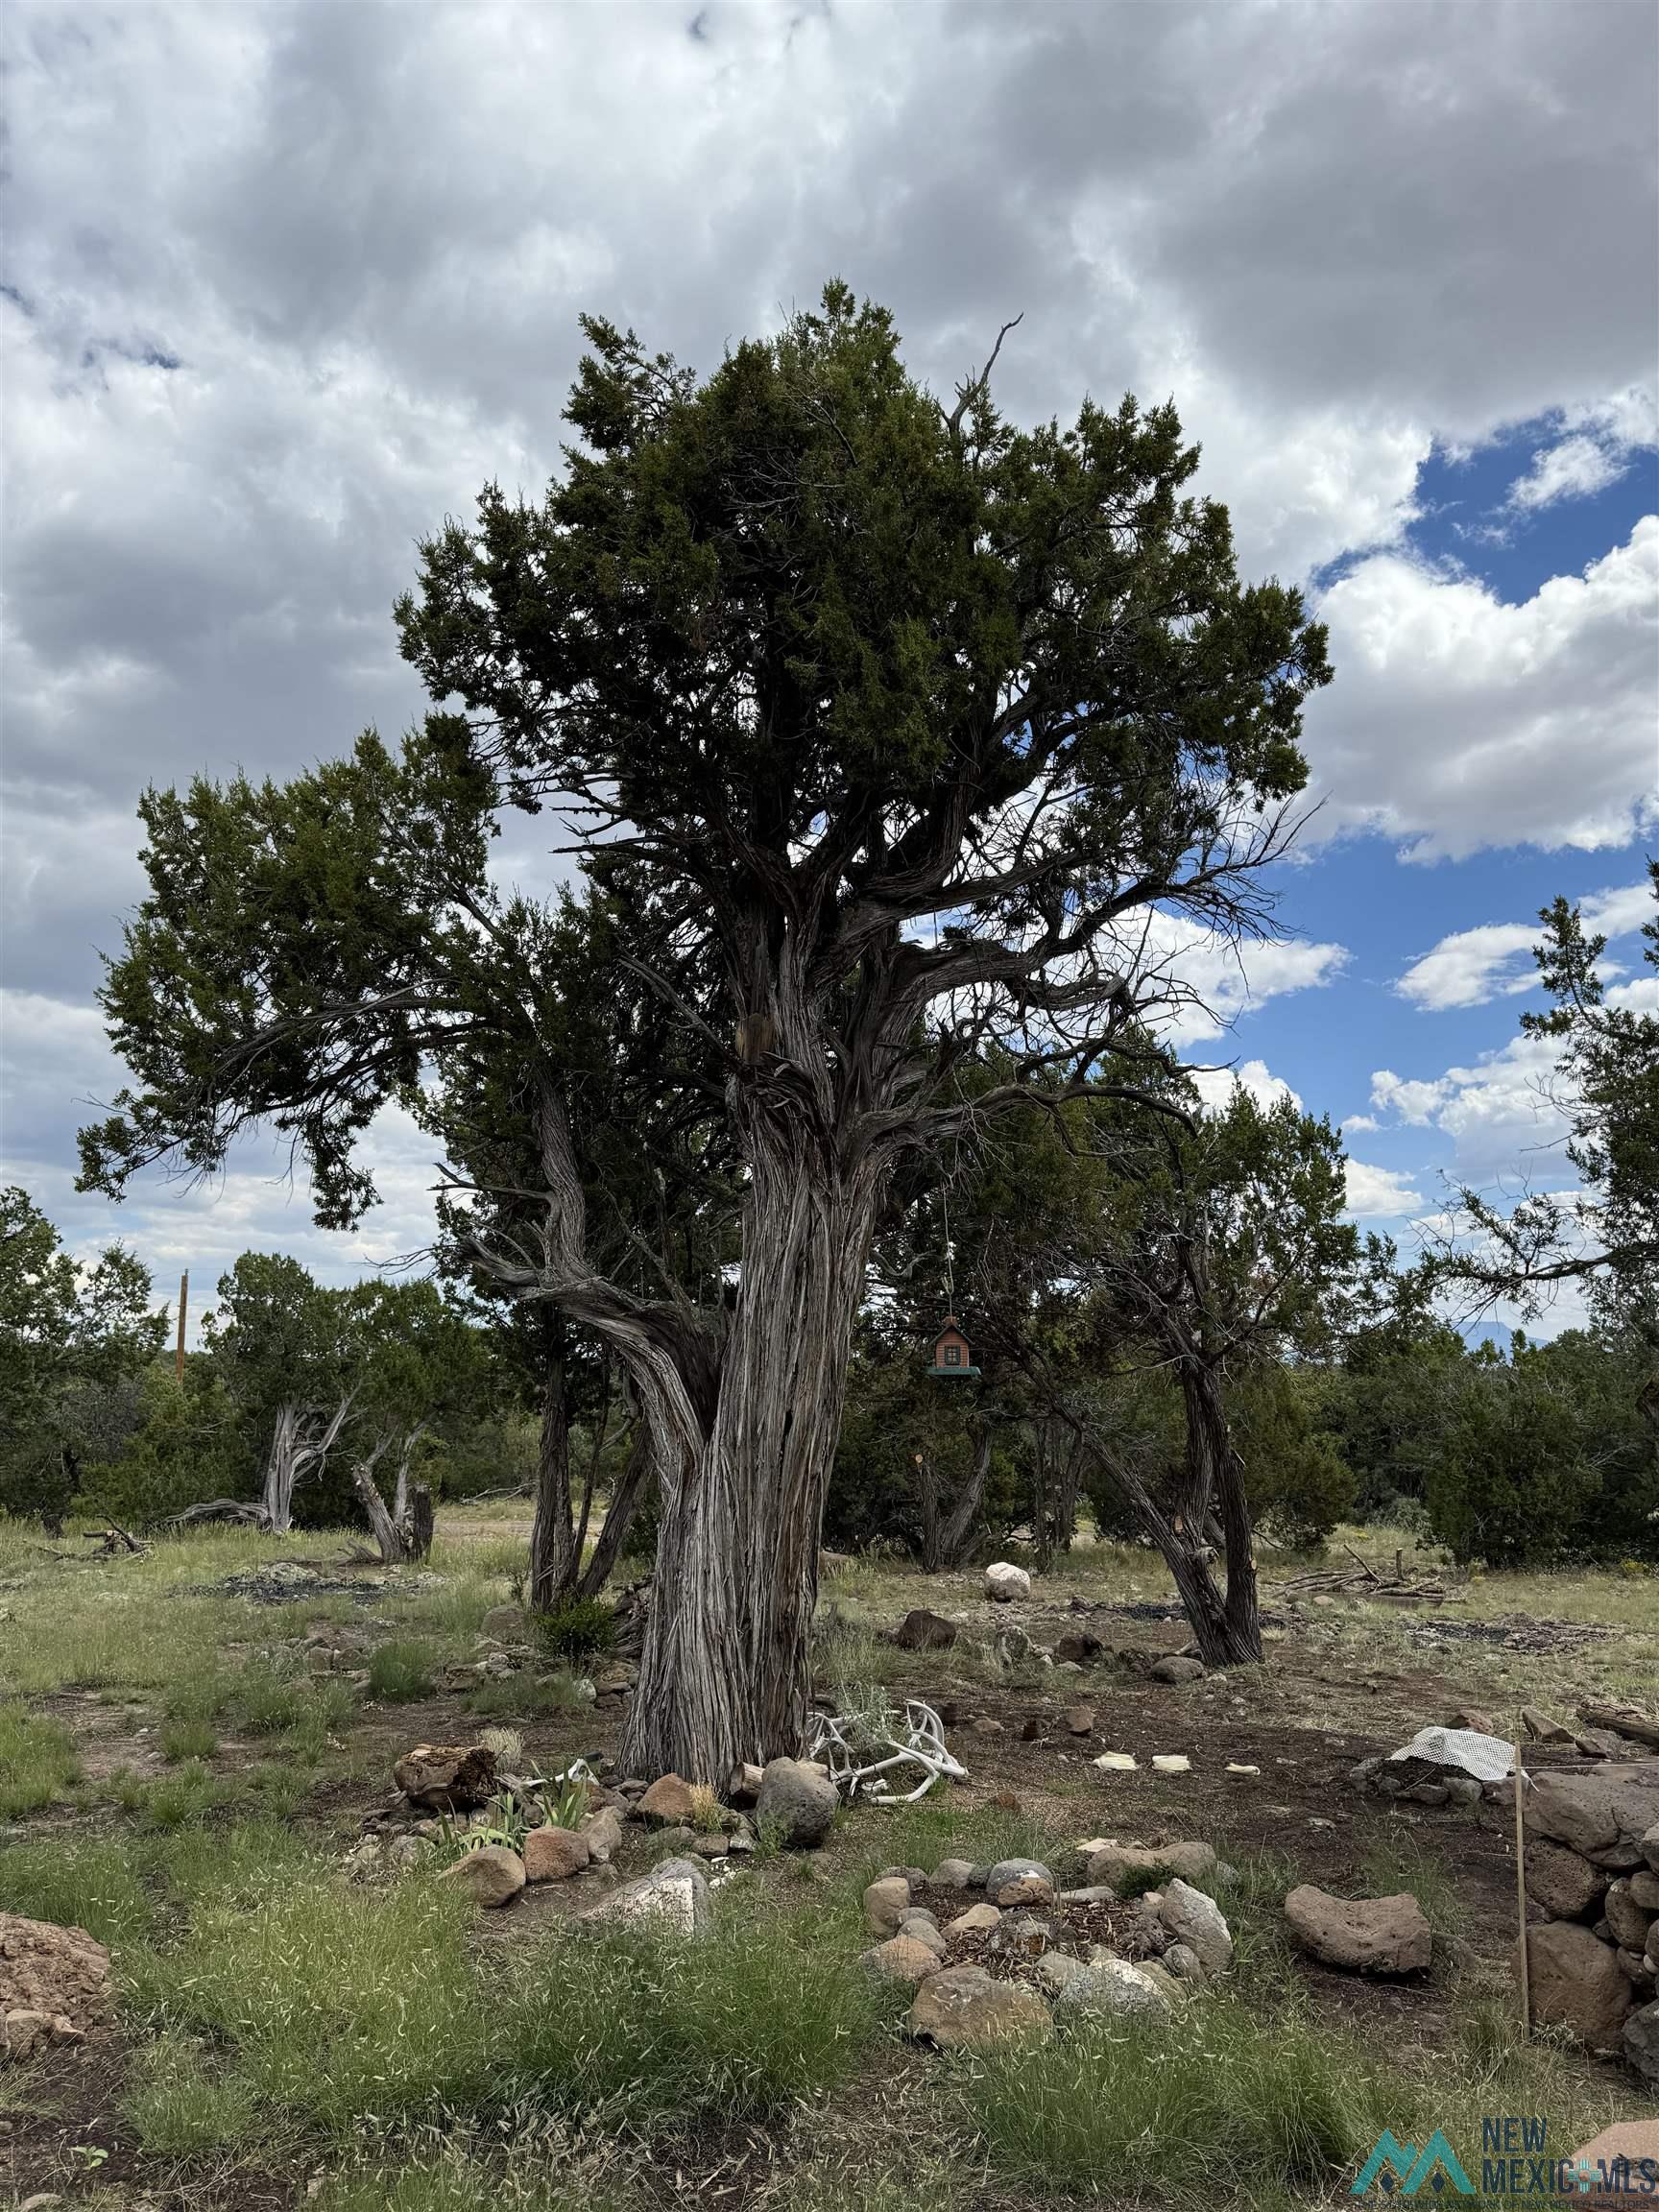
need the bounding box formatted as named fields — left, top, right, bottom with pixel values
left=542, top=1771, right=591, bottom=1832
left=531, top=1595, right=616, bottom=1664
left=466, top=1671, right=591, bottom=1720
left=125, top=2033, right=259, bottom=2156
left=431, top=1791, right=531, bottom=1863
left=368, top=1639, right=439, bottom=1703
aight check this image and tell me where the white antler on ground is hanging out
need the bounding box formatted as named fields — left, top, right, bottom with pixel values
left=805, top=1697, right=967, bottom=1804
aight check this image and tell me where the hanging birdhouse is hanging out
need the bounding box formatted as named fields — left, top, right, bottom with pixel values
left=927, top=1314, right=980, bottom=1379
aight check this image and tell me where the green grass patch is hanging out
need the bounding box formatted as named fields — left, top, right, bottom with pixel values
left=464, top=1671, right=593, bottom=1720
left=0, top=1699, right=79, bottom=1815
left=0, top=1832, right=156, bottom=1946
left=158, top=1713, right=219, bottom=1763
left=366, top=1638, right=440, bottom=1702
left=125, top=2032, right=262, bottom=2157
left=1361, top=1829, right=1461, bottom=1957
left=961, top=1995, right=1413, bottom=2205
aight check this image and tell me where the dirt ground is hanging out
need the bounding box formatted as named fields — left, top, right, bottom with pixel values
left=5, top=1514, right=1657, bottom=2207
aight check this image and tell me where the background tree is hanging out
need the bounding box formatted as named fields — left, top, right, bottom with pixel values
left=204, top=1252, right=358, bottom=1528
left=81, top=284, right=1330, bottom=1780
left=0, top=1187, right=165, bottom=1528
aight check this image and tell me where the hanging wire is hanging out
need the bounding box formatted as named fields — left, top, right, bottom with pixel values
left=942, top=1182, right=954, bottom=1310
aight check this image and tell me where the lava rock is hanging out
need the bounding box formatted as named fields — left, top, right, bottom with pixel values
left=756, top=1757, right=838, bottom=1848
left=1524, top=1921, right=1633, bottom=2052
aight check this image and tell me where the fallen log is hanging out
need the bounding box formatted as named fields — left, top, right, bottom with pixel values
left=1578, top=1699, right=1659, bottom=1749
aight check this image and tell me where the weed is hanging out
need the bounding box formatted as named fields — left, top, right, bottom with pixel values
left=688, top=1781, right=725, bottom=1835
left=0, top=1701, right=80, bottom=1816
left=478, top=1725, right=525, bottom=1766
left=367, top=1639, right=439, bottom=1703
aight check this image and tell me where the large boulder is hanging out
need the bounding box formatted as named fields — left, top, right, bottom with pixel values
left=1525, top=1921, right=1633, bottom=2052
left=438, top=1844, right=525, bottom=1908
left=1, top=1915, right=112, bottom=2059
left=1159, top=1879, right=1234, bottom=1977
left=1150, top=1655, right=1206, bottom=1685
left=1626, top=2001, right=1659, bottom=2084
left=984, top=1562, right=1031, bottom=1603
left=393, top=1743, right=498, bottom=1811
left=1052, top=1957, right=1169, bottom=2023
left=1527, top=1763, right=1659, bottom=1870
left=908, top=1964, right=1050, bottom=2048
left=1526, top=1840, right=1609, bottom=1921
left=1285, top=1887, right=1431, bottom=1976
left=1645, top=1823, right=1659, bottom=1875
left=894, top=1609, right=958, bottom=1651
left=523, top=1826, right=591, bottom=1884
left=587, top=1855, right=711, bottom=1936
left=756, top=1758, right=838, bottom=1848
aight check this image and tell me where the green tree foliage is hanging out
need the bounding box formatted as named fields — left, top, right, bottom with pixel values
left=0, top=1188, right=165, bottom=1524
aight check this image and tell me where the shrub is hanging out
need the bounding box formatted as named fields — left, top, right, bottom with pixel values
left=0, top=1700, right=79, bottom=1816
left=531, top=1594, right=616, bottom=1663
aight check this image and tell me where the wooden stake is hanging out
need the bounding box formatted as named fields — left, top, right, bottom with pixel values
left=1513, top=1729, right=1530, bottom=2036
left=175, top=1270, right=188, bottom=1383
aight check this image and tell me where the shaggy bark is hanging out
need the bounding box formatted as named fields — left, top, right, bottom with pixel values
left=527, top=1357, right=576, bottom=1611
left=260, top=1395, right=353, bottom=1532
left=917, top=1421, right=993, bottom=1572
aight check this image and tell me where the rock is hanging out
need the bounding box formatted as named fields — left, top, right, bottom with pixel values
left=1627, top=2001, right=1659, bottom=2083
left=577, top=1806, right=624, bottom=1864
left=522, top=1826, right=591, bottom=1884
left=1617, top=1948, right=1655, bottom=1988
left=1158, top=1880, right=1234, bottom=1977
left=1645, top=1822, right=1659, bottom=1875
left=894, top=1608, right=958, bottom=1651
left=481, top=1604, right=526, bottom=1640
left=863, top=1935, right=943, bottom=1984
left=864, top=1875, right=912, bottom=1936
left=947, top=1902, right=1002, bottom=1935
left=394, top=1743, right=498, bottom=1811
left=897, top=1911, right=948, bottom=1959
left=1163, top=1941, right=1205, bottom=1983
left=1527, top=1840, right=1609, bottom=1920
left=1065, top=1705, right=1095, bottom=1736
left=690, top=1833, right=729, bottom=1860
left=1630, top=1869, right=1659, bottom=1911
left=1523, top=1706, right=1576, bottom=1744
left=1604, top=1878, right=1652, bottom=1952
left=1571, top=2119, right=1659, bottom=2207
left=439, top=1845, right=525, bottom=1908
left=730, top=1763, right=764, bottom=1807
left=757, top=1757, right=838, bottom=1848
left=0, top=1916, right=112, bottom=2049
left=1036, top=1952, right=1089, bottom=1996
left=637, top=1774, right=698, bottom=1826
left=1527, top=1763, right=1659, bottom=1869
left=987, top=1911, right=1050, bottom=1960
left=1085, top=1839, right=1218, bottom=1893
left=1648, top=1917, right=1659, bottom=1972
left=1052, top=1957, right=1170, bottom=2022
left=908, top=1963, right=1051, bottom=2048
left=819, top=1549, right=854, bottom=1578
left=995, top=1625, right=1033, bottom=1662
left=588, top=1855, right=711, bottom=1936
left=1525, top=1922, right=1633, bottom=2051
left=1150, top=1655, right=1205, bottom=1685
left=971, top=1717, right=1004, bottom=1737
left=1054, top=1632, right=1103, bottom=1665
left=984, top=1562, right=1032, bottom=1603
left=1284, top=1887, right=1431, bottom=1976
left=1444, top=1774, right=1483, bottom=1807
left=1446, top=1707, right=1493, bottom=1733
left=986, top=1858, right=1054, bottom=1908
left=931, top=1858, right=974, bottom=1889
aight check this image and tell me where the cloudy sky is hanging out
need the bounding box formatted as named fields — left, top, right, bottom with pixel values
left=3, top=0, right=1656, bottom=1336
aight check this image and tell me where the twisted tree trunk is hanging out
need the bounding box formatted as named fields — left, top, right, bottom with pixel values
left=527, top=1355, right=575, bottom=1611
left=618, top=1121, right=884, bottom=1782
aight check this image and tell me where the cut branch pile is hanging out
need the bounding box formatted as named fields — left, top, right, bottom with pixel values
left=1270, top=1545, right=1455, bottom=1605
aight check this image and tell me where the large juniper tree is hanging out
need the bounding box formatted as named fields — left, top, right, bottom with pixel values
left=81, top=284, right=1329, bottom=1781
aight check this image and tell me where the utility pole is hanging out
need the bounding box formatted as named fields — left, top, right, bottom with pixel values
left=176, top=1270, right=188, bottom=1383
